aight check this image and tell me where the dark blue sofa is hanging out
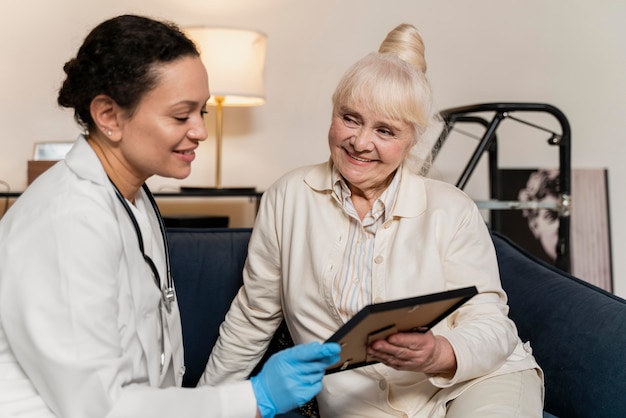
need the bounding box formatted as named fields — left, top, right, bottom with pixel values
left=167, top=227, right=626, bottom=418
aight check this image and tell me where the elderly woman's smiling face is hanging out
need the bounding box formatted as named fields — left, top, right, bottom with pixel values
left=328, top=102, right=414, bottom=198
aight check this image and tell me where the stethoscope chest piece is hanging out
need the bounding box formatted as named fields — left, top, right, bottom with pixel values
left=162, top=284, right=175, bottom=313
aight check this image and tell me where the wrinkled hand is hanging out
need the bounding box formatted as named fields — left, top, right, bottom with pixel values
left=366, top=331, right=456, bottom=376
left=250, top=341, right=341, bottom=418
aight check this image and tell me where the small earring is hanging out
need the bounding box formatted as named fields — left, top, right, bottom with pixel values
left=107, top=130, right=112, bottom=136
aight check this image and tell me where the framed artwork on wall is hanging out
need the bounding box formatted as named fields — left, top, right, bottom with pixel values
left=493, top=168, right=612, bottom=292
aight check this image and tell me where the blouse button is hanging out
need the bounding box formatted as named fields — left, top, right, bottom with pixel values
left=374, top=255, right=384, bottom=264
left=379, top=380, right=387, bottom=390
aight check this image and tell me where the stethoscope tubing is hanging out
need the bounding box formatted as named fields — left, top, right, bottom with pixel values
left=109, top=179, right=175, bottom=372
left=109, top=179, right=175, bottom=311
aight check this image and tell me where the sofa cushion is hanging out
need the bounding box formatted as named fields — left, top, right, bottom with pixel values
left=492, top=231, right=626, bottom=418
left=168, top=228, right=314, bottom=418
left=167, top=227, right=252, bottom=387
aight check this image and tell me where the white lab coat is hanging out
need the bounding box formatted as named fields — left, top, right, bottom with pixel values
left=0, top=136, right=256, bottom=418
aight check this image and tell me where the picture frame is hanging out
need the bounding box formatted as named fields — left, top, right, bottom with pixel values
left=32, top=142, right=74, bottom=161
left=494, top=168, right=613, bottom=292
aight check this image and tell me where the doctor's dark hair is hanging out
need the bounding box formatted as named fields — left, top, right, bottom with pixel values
left=57, top=14, right=199, bottom=131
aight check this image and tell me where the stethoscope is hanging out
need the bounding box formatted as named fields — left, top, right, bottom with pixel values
left=109, top=178, right=175, bottom=371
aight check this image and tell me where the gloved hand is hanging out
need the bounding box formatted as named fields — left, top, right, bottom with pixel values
left=250, top=341, right=341, bottom=418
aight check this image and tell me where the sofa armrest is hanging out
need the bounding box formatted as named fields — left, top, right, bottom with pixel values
left=492, top=231, right=626, bottom=418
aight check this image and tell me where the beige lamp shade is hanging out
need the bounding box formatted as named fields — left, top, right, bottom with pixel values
left=183, top=26, right=267, bottom=189
left=185, top=27, right=267, bottom=107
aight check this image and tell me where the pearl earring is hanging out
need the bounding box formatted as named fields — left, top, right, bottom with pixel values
left=107, top=130, right=112, bottom=136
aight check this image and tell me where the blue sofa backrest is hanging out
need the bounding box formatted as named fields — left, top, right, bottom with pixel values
left=167, top=227, right=252, bottom=387
left=492, top=231, right=626, bottom=418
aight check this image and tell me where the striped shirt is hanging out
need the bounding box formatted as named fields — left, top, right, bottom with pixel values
left=331, top=167, right=402, bottom=321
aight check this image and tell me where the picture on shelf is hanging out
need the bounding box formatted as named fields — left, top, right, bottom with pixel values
left=32, top=142, right=74, bottom=161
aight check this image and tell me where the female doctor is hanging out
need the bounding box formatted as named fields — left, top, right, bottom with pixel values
left=0, top=14, right=339, bottom=418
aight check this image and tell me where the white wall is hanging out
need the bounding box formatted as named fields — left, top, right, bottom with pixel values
left=2, top=0, right=625, bottom=294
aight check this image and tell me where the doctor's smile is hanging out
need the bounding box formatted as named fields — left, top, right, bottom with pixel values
left=173, top=147, right=198, bottom=163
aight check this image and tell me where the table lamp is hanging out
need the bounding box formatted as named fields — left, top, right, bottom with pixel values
left=184, top=27, right=267, bottom=191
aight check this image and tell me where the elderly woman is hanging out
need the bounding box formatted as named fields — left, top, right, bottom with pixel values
left=204, top=24, right=543, bottom=417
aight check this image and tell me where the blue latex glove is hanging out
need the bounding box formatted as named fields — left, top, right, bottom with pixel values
left=250, top=341, right=341, bottom=418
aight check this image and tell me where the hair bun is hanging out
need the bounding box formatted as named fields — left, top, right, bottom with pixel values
left=378, top=23, right=427, bottom=74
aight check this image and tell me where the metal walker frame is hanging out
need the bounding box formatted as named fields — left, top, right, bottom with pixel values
left=431, top=103, right=571, bottom=272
